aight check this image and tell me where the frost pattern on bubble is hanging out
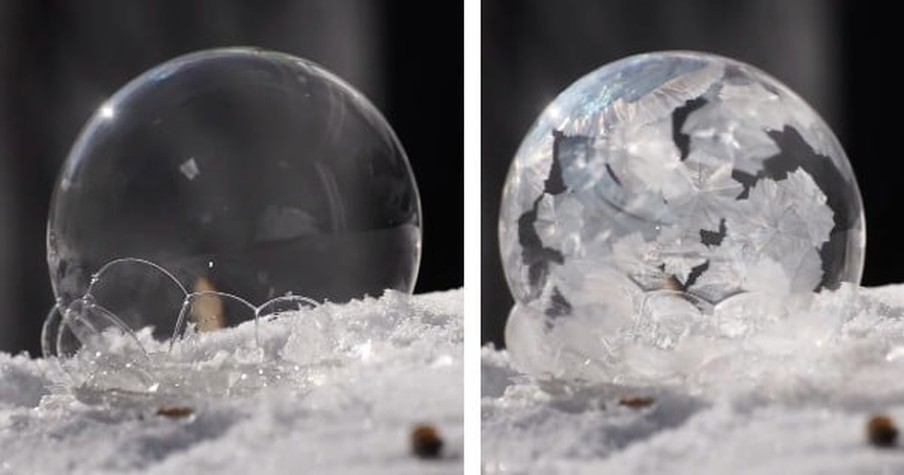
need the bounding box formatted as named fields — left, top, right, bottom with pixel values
left=500, top=52, right=864, bottom=382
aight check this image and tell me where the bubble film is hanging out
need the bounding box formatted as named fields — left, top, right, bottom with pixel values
left=45, top=48, right=420, bottom=359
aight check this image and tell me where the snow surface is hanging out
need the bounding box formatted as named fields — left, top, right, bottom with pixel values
left=0, top=289, right=462, bottom=474
left=484, top=285, right=904, bottom=474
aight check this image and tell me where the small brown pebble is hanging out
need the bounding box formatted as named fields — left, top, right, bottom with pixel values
left=619, top=396, right=656, bottom=409
left=867, top=414, right=898, bottom=448
left=156, top=406, right=194, bottom=419
left=410, top=424, right=444, bottom=459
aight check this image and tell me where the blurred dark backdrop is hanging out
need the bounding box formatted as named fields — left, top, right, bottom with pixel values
left=0, top=0, right=463, bottom=354
left=483, top=1, right=899, bottom=346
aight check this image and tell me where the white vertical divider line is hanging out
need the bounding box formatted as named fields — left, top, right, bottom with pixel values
left=463, top=0, right=481, bottom=472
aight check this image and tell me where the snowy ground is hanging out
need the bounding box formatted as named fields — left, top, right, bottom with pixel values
left=483, top=285, right=904, bottom=474
left=0, top=289, right=462, bottom=474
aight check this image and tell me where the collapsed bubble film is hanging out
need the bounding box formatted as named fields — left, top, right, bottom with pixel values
left=42, top=258, right=319, bottom=395
left=42, top=48, right=421, bottom=397
left=499, top=51, right=865, bottom=381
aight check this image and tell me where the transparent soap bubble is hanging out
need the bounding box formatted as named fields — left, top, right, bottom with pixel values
left=499, top=51, right=864, bottom=382
left=44, top=48, right=421, bottom=364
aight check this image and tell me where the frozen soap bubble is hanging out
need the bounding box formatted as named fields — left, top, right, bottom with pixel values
left=43, top=48, right=421, bottom=359
left=499, top=51, right=864, bottom=382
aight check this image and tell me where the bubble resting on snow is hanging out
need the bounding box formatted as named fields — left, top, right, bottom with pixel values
left=499, top=51, right=864, bottom=382
left=47, top=48, right=422, bottom=344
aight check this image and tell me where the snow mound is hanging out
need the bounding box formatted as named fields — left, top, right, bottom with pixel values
left=484, top=285, right=904, bottom=474
left=0, top=289, right=462, bottom=474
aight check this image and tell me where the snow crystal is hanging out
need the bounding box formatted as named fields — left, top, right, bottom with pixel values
left=0, top=289, right=462, bottom=474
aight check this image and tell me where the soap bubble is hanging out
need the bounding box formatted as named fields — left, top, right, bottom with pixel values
left=45, top=48, right=421, bottom=359
left=499, top=51, right=864, bottom=381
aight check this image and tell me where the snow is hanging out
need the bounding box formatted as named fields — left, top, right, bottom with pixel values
left=0, top=289, right=462, bottom=474
left=484, top=285, right=904, bottom=474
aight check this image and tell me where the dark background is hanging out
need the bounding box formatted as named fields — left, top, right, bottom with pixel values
left=482, top=1, right=900, bottom=346
left=0, top=0, right=463, bottom=354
